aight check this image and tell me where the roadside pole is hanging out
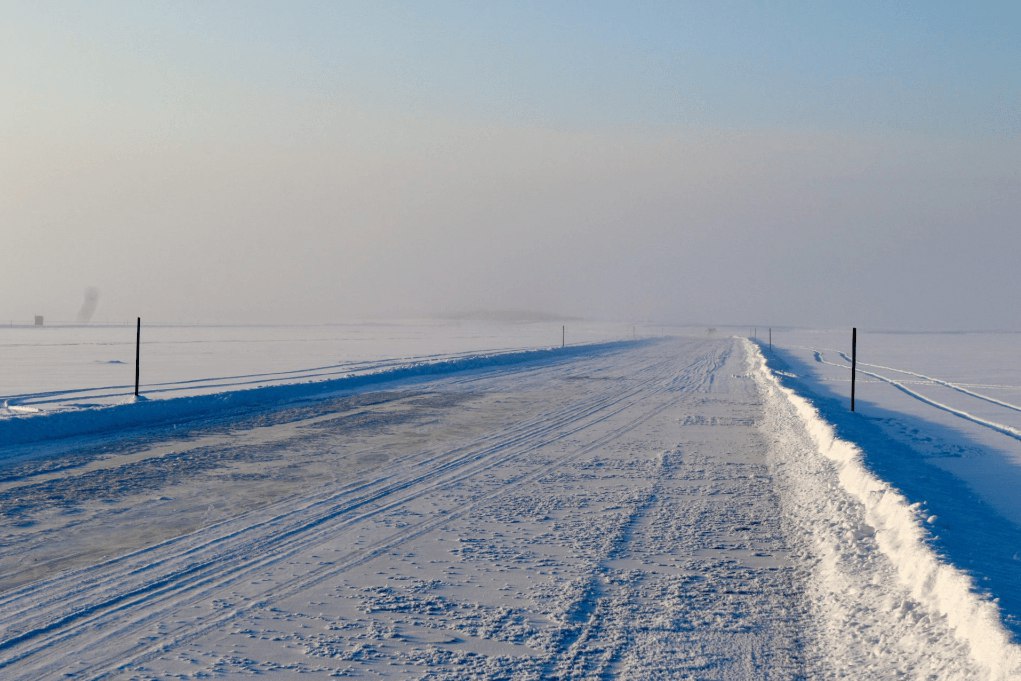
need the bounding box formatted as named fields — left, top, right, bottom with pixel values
left=851, top=327, right=857, bottom=412
left=135, top=317, right=141, bottom=397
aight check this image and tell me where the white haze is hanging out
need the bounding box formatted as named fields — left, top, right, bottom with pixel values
left=3, top=4, right=1020, bottom=331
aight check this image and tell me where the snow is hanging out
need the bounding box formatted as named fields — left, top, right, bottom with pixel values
left=761, top=329, right=1021, bottom=640
left=0, top=331, right=1018, bottom=678
left=749, top=341, right=1021, bottom=678
left=0, top=339, right=638, bottom=447
left=0, top=320, right=632, bottom=414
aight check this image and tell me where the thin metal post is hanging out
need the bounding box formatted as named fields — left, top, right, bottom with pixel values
left=562, top=325, right=565, bottom=348
left=769, top=327, right=772, bottom=350
left=851, top=327, right=857, bottom=412
left=135, top=317, right=141, bottom=397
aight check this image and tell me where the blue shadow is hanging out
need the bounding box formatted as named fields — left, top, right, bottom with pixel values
left=757, top=341, right=1021, bottom=640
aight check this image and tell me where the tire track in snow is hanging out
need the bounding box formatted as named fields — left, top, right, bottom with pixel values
left=814, top=351, right=1021, bottom=442
left=540, top=342, right=806, bottom=680
left=0, top=349, right=669, bottom=629
left=540, top=483, right=663, bottom=680
left=108, top=346, right=725, bottom=677
left=0, top=343, right=723, bottom=678
left=0, top=357, right=647, bottom=620
left=539, top=344, right=735, bottom=680
left=834, top=351, right=1021, bottom=415
left=57, top=347, right=717, bottom=680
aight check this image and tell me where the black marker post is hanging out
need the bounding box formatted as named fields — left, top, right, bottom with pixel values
left=851, top=327, right=857, bottom=412
left=135, top=317, right=141, bottom=397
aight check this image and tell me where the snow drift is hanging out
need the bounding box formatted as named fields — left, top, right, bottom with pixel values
left=748, top=339, right=1021, bottom=679
left=0, top=340, right=641, bottom=447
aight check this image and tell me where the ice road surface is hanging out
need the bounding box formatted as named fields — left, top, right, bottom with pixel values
left=0, top=337, right=1018, bottom=679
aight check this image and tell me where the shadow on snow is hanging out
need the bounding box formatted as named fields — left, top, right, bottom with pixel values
left=757, top=341, right=1021, bottom=641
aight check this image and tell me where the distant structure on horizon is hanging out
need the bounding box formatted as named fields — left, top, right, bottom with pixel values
left=34, top=315, right=44, bottom=327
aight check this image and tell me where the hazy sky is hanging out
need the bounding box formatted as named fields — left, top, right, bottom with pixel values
left=3, top=1, right=1020, bottom=329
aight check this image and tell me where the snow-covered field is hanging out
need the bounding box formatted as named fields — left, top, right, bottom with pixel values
left=1, top=328, right=1019, bottom=678
left=763, top=329, right=1021, bottom=640
left=0, top=320, right=634, bottom=415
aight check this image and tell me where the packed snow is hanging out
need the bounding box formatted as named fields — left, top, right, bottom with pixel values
left=0, top=328, right=1019, bottom=678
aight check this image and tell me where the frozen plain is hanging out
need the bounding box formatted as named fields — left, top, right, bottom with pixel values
left=0, top=320, right=632, bottom=415
left=1, top=328, right=1020, bottom=678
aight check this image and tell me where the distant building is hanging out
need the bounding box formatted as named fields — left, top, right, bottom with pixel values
left=34, top=315, right=43, bottom=326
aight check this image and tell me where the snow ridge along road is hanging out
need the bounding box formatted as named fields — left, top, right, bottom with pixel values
left=0, top=342, right=635, bottom=445
left=752, top=343, right=1021, bottom=679
left=0, top=337, right=1016, bottom=678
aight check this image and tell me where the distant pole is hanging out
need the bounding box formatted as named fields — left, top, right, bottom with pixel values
left=135, top=317, right=141, bottom=397
left=562, top=325, right=565, bottom=348
left=851, top=327, right=857, bottom=412
left=754, top=327, right=757, bottom=339
left=768, top=327, right=772, bottom=350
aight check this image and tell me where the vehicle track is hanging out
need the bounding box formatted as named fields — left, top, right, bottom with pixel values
left=814, top=350, right=1021, bottom=441
left=0, top=348, right=666, bottom=623
left=834, top=351, right=1021, bottom=414
left=0, top=342, right=725, bottom=678
left=105, top=351, right=710, bottom=680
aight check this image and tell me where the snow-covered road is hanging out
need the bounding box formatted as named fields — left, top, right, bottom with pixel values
left=0, top=338, right=1016, bottom=679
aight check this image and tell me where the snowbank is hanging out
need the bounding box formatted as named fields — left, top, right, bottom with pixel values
left=0, top=340, right=641, bottom=448
left=747, top=339, right=1021, bottom=679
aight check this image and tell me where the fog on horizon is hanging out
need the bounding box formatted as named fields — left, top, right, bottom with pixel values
left=3, top=2, right=1019, bottom=331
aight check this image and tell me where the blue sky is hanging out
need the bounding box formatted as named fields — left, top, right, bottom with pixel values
left=12, top=1, right=1019, bottom=133
left=3, top=1, right=1020, bottom=327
